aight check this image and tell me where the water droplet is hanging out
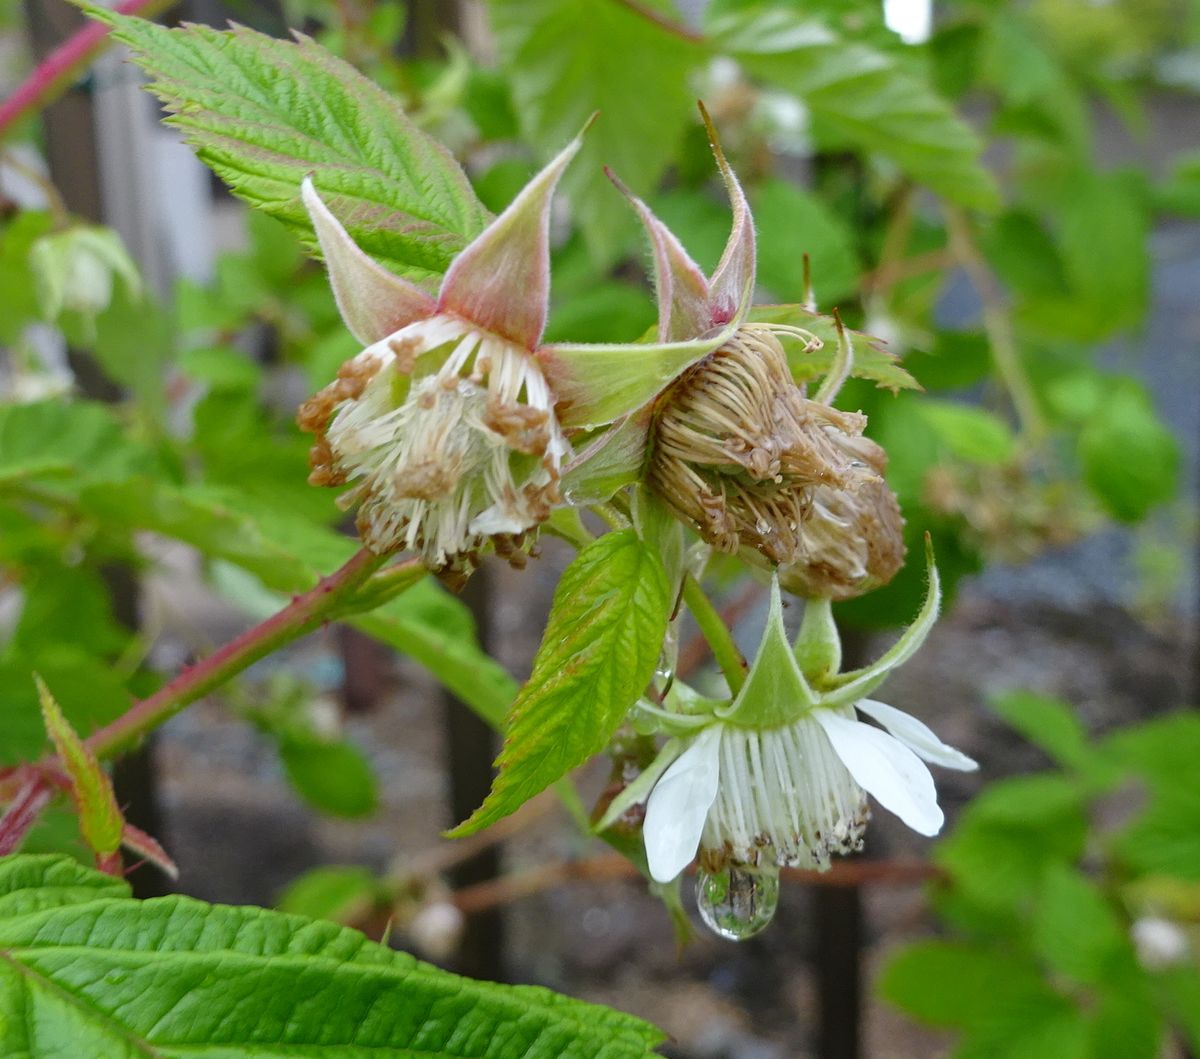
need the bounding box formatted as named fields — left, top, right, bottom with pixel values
left=696, top=863, right=779, bottom=940
left=656, top=622, right=679, bottom=684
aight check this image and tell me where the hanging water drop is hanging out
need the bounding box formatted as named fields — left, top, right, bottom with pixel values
left=655, top=621, right=679, bottom=685
left=695, top=863, right=779, bottom=940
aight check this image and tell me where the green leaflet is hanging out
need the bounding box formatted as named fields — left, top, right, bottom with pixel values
left=488, top=0, right=697, bottom=263
left=0, top=854, right=663, bottom=1057
left=451, top=529, right=671, bottom=835
left=917, top=400, right=1017, bottom=465
left=711, top=8, right=998, bottom=210
left=90, top=9, right=490, bottom=288
left=745, top=306, right=920, bottom=392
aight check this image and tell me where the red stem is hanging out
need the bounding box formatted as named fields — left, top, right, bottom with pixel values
left=0, top=776, right=53, bottom=855
left=0, top=0, right=177, bottom=141
left=0, top=548, right=398, bottom=800
left=84, top=548, right=390, bottom=760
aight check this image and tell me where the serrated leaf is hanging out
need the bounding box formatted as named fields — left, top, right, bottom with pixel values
left=713, top=8, right=997, bottom=208
left=452, top=529, right=671, bottom=835
left=92, top=10, right=489, bottom=287
left=488, top=0, right=698, bottom=262
left=0, top=853, right=663, bottom=1057
left=35, top=676, right=124, bottom=858
left=745, top=305, right=919, bottom=391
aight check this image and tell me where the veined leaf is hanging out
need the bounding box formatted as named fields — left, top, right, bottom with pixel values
left=746, top=305, right=919, bottom=392
left=451, top=529, right=671, bottom=835
left=90, top=9, right=490, bottom=287
left=712, top=8, right=997, bottom=209
left=0, top=854, right=663, bottom=1057
left=488, top=0, right=698, bottom=262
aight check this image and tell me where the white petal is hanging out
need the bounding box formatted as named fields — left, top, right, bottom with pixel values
left=643, top=726, right=722, bottom=883
left=856, top=699, right=978, bottom=772
left=815, top=711, right=944, bottom=837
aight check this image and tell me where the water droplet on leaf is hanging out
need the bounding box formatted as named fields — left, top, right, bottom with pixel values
left=696, top=863, right=779, bottom=940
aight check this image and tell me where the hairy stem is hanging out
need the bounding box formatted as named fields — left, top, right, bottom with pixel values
left=681, top=574, right=748, bottom=693
left=0, top=0, right=178, bottom=142
left=0, top=549, right=415, bottom=803
left=85, top=548, right=399, bottom=760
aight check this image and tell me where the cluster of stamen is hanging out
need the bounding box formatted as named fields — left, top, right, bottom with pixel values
left=297, top=316, right=568, bottom=571
left=697, top=714, right=870, bottom=873
left=649, top=325, right=870, bottom=566
left=780, top=433, right=906, bottom=600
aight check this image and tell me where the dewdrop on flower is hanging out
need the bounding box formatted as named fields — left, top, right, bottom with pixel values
left=598, top=544, right=975, bottom=940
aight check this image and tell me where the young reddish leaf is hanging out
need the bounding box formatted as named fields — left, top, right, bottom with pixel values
left=0, top=775, right=53, bottom=856
left=35, top=674, right=124, bottom=859
left=121, top=823, right=180, bottom=881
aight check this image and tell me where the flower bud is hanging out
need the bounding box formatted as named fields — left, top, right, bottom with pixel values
left=648, top=325, right=868, bottom=566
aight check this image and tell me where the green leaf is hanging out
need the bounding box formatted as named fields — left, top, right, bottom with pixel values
left=917, top=400, right=1016, bottom=465
left=1078, top=382, right=1179, bottom=523
left=0, top=399, right=153, bottom=490
left=78, top=479, right=515, bottom=728
left=1031, top=866, right=1130, bottom=987
left=92, top=10, right=489, bottom=287
left=488, top=0, right=698, bottom=262
left=752, top=179, right=860, bottom=305
left=451, top=529, right=671, bottom=835
left=714, top=8, right=997, bottom=208
left=279, top=736, right=379, bottom=818
left=1155, top=150, right=1200, bottom=216
left=989, top=690, right=1093, bottom=772
left=879, top=940, right=1061, bottom=1029
left=35, top=676, right=124, bottom=857
left=276, top=865, right=384, bottom=923
left=746, top=305, right=919, bottom=391
left=1019, top=172, right=1148, bottom=341
left=0, top=854, right=663, bottom=1056
left=936, top=774, right=1089, bottom=915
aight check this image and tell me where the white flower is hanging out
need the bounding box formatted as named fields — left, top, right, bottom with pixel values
left=603, top=548, right=976, bottom=884
left=297, top=134, right=583, bottom=570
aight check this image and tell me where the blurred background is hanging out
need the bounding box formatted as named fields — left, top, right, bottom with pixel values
left=1, top=0, right=1198, bottom=1055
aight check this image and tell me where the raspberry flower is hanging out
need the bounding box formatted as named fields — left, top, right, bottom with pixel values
left=299, top=130, right=733, bottom=572
left=556, top=108, right=905, bottom=595
left=599, top=546, right=975, bottom=938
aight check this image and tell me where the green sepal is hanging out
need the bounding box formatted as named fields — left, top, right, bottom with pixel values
left=822, top=536, right=940, bottom=709
left=717, top=577, right=816, bottom=729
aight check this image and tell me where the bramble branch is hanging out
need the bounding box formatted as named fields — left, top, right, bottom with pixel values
left=0, top=0, right=177, bottom=142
